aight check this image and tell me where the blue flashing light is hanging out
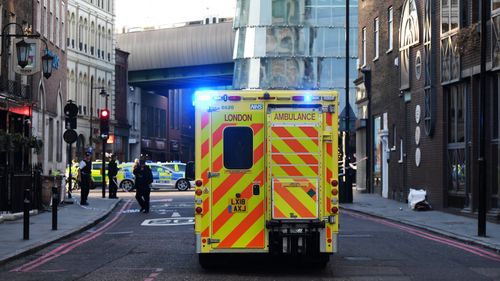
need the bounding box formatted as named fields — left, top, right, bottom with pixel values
left=304, top=95, right=312, bottom=102
left=193, top=90, right=216, bottom=107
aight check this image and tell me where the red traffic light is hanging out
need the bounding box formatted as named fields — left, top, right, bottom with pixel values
left=100, top=109, right=109, bottom=118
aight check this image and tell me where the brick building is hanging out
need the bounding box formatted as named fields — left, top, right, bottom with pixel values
left=356, top=0, right=499, bottom=220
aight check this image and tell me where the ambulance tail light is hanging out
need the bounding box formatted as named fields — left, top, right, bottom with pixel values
left=196, top=207, right=203, bottom=214
left=195, top=189, right=203, bottom=196
left=331, top=207, right=339, bottom=214
left=331, top=179, right=339, bottom=187
left=195, top=180, right=203, bottom=187
left=331, top=189, right=338, bottom=196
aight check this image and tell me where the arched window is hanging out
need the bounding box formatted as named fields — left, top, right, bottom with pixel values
left=399, top=0, right=420, bottom=90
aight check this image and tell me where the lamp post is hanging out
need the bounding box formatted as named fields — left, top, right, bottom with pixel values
left=343, top=0, right=353, bottom=203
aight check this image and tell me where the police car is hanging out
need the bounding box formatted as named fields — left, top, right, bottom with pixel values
left=116, top=163, right=176, bottom=191
left=160, top=162, right=193, bottom=191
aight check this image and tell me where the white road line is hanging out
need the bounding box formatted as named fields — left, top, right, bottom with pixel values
left=171, top=212, right=181, bottom=217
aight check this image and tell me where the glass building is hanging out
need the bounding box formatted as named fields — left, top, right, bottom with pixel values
left=232, top=0, right=358, bottom=112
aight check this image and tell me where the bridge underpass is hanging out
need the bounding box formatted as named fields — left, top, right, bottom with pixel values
left=117, top=21, right=235, bottom=161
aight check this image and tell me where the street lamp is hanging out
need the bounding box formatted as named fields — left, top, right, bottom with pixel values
left=1, top=22, right=54, bottom=78
left=41, top=51, right=54, bottom=79
left=15, top=39, right=30, bottom=68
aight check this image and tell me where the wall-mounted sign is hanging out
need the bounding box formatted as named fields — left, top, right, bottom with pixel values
left=415, top=126, right=421, bottom=145
left=415, top=104, right=421, bottom=124
left=13, top=38, right=40, bottom=76
left=415, top=50, right=422, bottom=80
left=415, top=148, right=421, bottom=167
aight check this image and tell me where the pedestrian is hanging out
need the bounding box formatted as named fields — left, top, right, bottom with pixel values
left=133, top=159, right=153, bottom=213
left=108, top=154, right=119, bottom=199
left=78, top=152, right=92, bottom=206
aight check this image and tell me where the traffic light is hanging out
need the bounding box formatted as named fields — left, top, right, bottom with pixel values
left=63, top=101, right=78, bottom=144
left=64, top=101, right=78, bottom=130
left=99, top=109, right=110, bottom=138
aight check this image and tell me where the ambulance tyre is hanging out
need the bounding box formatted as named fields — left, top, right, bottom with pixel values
left=313, top=254, right=330, bottom=268
left=176, top=179, right=190, bottom=191
left=198, top=254, right=216, bottom=269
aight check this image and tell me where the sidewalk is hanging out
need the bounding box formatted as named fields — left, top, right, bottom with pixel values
left=342, top=190, right=500, bottom=252
left=0, top=193, right=120, bottom=265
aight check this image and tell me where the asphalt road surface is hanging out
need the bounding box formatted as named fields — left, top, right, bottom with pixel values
left=0, top=190, right=499, bottom=281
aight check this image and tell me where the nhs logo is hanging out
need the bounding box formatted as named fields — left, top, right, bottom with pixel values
left=250, top=104, right=263, bottom=110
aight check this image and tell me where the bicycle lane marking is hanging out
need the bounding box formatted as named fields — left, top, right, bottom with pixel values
left=11, top=199, right=133, bottom=273
left=344, top=210, right=500, bottom=263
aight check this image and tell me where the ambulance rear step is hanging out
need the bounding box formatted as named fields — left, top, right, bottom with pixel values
left=267, top=219, right=325, bottom=255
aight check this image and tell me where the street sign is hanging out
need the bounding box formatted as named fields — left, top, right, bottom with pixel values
left=63, top=129, right=77, bottom=144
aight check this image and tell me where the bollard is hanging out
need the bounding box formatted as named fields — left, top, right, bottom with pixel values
left=23, top=188, right=30, bottom=240
left=52, top=186, right=59, bottom=230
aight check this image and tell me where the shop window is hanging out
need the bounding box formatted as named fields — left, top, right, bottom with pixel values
left=224, top=127, right=253, bottom=169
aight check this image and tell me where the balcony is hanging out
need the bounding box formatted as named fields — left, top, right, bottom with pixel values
left=0, top=79, right=32, bottom=100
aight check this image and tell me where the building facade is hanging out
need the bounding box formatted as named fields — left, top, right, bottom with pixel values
left=127, top=85, right=141, bottom=161
left=113, top=48, right=129, bottom=162
left=233, top=0, right=359, bottom=115
left=141, top=91, right=168, bottom=162
left=66, top=0, right=115, bottom=160
left=166, top=88, right=195, bottom=163
left=357, top=0, right=499, bottom=219
left=32, top=0, right=68, bottom=175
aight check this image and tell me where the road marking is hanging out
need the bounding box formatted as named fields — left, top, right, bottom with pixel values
left=144, top=268, right=163, bottom=281
left=11, top=200, right=133, bottom=272
left=172, top=212, right=181, bottom=217
left=344, top=210, right=500, bottom=263
left=151, top=199, right=173, bottom=203
left=141, top=217, right=195, bottom=226
left=104, top=231, right=134, bottom=235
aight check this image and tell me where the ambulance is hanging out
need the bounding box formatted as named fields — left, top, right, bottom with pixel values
left=193, top=90, right=339, bottom=266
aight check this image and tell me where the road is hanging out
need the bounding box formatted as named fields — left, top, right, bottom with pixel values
left=0, top=190, right=499, bottom=280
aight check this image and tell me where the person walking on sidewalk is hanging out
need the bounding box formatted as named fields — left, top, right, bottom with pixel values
left=108, top=154, right=119, bottom=199
left=78, top=152, right=92, bottom=206
left=133, top=159, right=153, bottom=213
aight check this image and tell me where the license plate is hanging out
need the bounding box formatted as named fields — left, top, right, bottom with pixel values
left=229, top=198, right=247, bottom=213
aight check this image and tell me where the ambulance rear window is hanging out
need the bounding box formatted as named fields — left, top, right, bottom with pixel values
left=223, top=127, right=253, bottom=169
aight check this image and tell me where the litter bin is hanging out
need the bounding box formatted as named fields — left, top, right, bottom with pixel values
left=41, top=176, right=53, bottom=209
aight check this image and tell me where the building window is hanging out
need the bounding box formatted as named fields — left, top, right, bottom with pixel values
left=447, top=84, right=466, bottom=195
left=399, top=0, right=420, bottom=90
left=374, top=17, right=379, bottom=59
left=362, top=27, right=366, bottom=66
left=223, top=127, right=253, bottom=169
left=388, top=7, right=393, bottom=51
left=441, top=0, right=459, bottom=34
left=48, top=118, right=54, bottom=162
left=424, top=89, right=434, bottom=136
left=493, top=2, right=500, bottom=69
left=441, top=36, right=460, bottom=83
left=424, top=0, right=432, bottom=86
left=494, top=75, right=500, bottom=208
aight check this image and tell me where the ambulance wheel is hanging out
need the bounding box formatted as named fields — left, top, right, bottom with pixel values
left=176, top=179, right=190, bottom=191
left=315, top=254, right=330, bottom=268
left=120, top=180, right=134, bottom=192
left=198, top=254, right=215, bottom=269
